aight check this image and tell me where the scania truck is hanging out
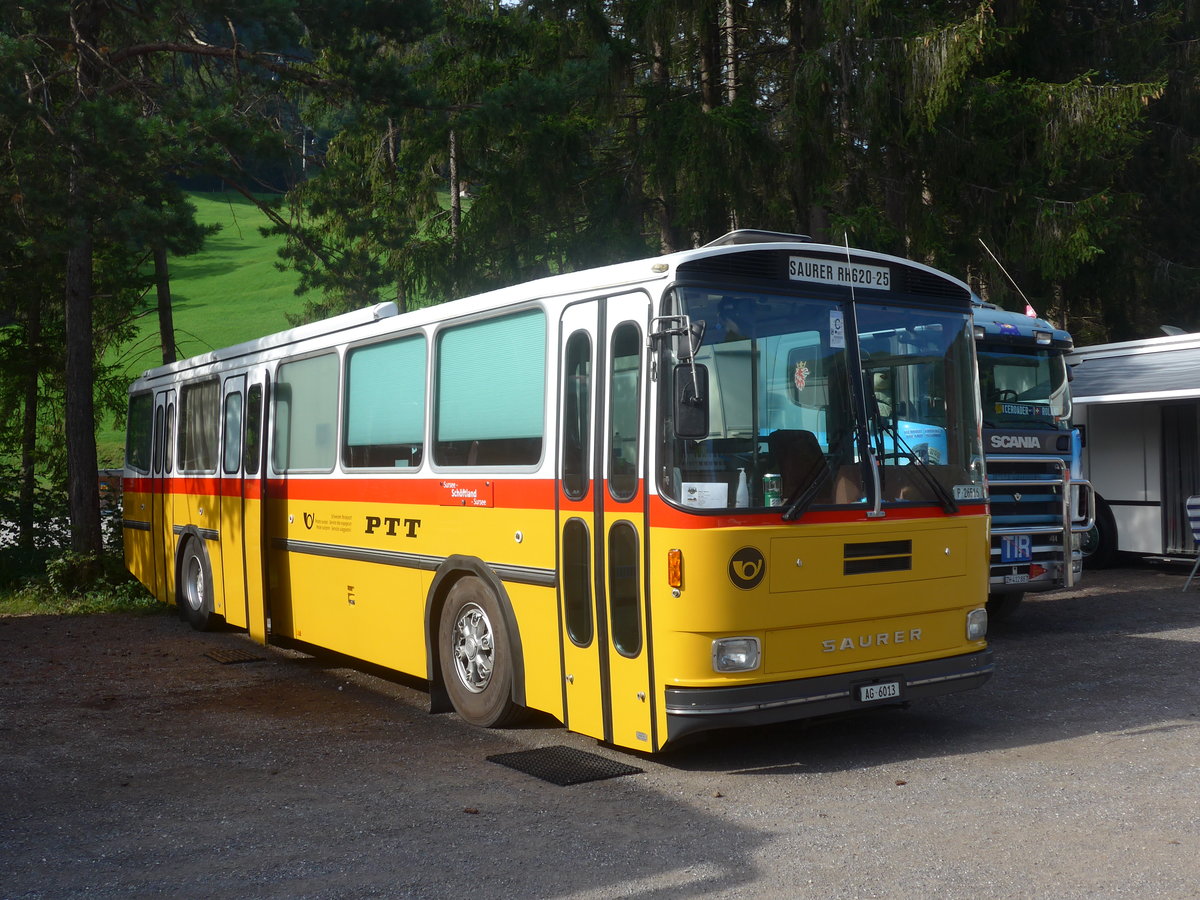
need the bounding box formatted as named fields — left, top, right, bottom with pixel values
left=973, top=302, right=1093, bottom=618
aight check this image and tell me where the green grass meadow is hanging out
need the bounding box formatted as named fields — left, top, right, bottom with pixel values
left=99, top=192, right=304, bottom=462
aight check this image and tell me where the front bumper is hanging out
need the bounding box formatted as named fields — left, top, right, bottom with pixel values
left=664, top=648, right=993, bottom=745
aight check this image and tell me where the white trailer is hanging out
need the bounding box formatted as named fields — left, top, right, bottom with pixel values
left=1067, top=332, right=1200, bottom=566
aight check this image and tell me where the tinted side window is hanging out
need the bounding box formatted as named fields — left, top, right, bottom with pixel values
left=125, top=393, right=153, bottom=473
left=608, top=323, right=642, bottom=500
left=562, top=331, right=591, bottom=499
left=435, top=310, right=546, bottom=467
left=274, top=354, right=339, bottom=472
left=244, top=384, right=263, bottom=476
left=223, top=390, right=243, bottom=475
left=344, top=335, right=427, bottom=468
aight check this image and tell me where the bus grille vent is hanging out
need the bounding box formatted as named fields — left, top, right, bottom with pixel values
left=843, top=540, right=913, bottom=576
left=900, top=269, right=971, bottom=301
left=678, top=250, right=785, bottom=282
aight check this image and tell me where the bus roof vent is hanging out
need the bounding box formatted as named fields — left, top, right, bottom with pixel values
left=703, top=229, right=812, bottom=247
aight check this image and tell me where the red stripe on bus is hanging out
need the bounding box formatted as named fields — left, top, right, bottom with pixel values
left=647, top=495, right=981, bottom=528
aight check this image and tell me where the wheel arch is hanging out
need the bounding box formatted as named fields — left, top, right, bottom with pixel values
left=424, top=555, right=527, bottom=713
left=174, top=526, right=220, bottom=630
left=173, top=526, right=209, bottom=603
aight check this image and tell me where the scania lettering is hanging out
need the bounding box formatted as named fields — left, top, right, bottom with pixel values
left=122, top=229, right=992, bottom=752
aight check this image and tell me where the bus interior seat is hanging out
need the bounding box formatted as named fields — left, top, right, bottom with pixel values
left=768, top=429, right=830, bottom=501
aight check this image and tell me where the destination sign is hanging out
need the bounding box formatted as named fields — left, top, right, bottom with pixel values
left=789, top=255, right=891, bottom=290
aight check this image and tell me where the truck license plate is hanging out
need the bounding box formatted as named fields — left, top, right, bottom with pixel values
left=1001, top=533, right=1033, bottom=563
left=858, top=681, right=901, bottom=703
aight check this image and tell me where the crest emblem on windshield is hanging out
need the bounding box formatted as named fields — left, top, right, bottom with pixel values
left=793, top=361, right=810, bottom=392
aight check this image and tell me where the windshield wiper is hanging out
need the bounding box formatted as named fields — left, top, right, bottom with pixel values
left=780, top=434, right=851, bottom=523
left=873, top=418, right=958, bottom=514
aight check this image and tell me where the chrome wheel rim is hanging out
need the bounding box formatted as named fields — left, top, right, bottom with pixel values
left=451, top=602, right=494, bottom=693
left=184, top=555, right=205, bottom=612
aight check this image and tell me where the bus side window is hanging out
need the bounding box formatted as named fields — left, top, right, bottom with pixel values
left=126, top=393, right=153, bottom=474
left=608, top=522, right=642, bottom=657
left=435, top=310, right=546, bottom=467
left=179, top=379, right=219, bottom=473
left=562, top=331, right=592, bottom=499
left=344, top=335, right=427, bottom=469
left=274, top=353, right=339, bottom=472
left=223, top=390, right=243, bottom=475
left=608, top=322, right=641, bottom=500
left=164, top=403, right=175, bottom=474
left=243, top=384, right=262, bottom=476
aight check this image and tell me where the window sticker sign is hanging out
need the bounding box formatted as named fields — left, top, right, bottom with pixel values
left=790, top=255, right=891, bottom=290
left=829, top=309, right=846, bottom=348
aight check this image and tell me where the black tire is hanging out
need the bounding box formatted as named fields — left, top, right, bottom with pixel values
left=437, top=576, right=525, bottom=728
left=1081, top=496, right=1121, bottom=569
left=986, top=591, right=1024, bottom=622
left=178, top=538, right=216, bottom=632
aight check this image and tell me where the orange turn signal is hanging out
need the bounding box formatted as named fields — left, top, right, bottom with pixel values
left=667, top=548, right=683, bottom=589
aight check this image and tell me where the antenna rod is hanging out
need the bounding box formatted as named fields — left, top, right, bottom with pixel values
left=978, top=238, right=1035, bottom=314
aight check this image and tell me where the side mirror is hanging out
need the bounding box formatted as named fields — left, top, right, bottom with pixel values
left=674, top=363, right=709, bottom=439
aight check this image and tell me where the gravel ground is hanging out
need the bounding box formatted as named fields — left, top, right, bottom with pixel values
left=2, top=561, right=1199, bottom=899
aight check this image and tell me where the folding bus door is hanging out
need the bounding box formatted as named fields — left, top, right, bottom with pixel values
left=242, top=372, right=270, bottom=644
left=556, top=292, right=655, bottom=751
left=151, top=388, right=176, bottom=605
left=219, top=375, right=248, bottom=628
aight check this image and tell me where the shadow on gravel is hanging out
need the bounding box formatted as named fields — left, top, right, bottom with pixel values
left=0, top=610, right=768, bottom=899
left=662, top=560, right=1200, bottom=775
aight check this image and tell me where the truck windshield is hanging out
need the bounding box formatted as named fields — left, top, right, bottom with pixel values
left=658, top=287, right=984, bottom=512
left=977, top=346, right=1070, bottom=429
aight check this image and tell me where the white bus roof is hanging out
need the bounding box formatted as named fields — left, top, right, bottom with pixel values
left=131, top=233, right=973, bottom=386
left=1068, top=331, right=1200, bottom=404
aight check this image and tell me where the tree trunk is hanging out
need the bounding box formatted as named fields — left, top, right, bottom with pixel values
left=154, top=241, right=176, bottom=365
left=17, top=303, right=42, bottom=549
left=64, top=218, right=102, bottom=556
left=724, top=0, right=738, bottom=106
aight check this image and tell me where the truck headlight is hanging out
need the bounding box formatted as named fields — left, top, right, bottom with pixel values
left=713, top=637, right=761, bottom=673
left=966, top=608, right=988, bottom=641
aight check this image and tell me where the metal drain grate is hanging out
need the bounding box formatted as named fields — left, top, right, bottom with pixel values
left=205, top=648, right=265, bottom=665
left=487, top=745, right=643, bottom=786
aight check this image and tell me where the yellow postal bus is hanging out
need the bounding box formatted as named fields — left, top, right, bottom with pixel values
left=122, top=230, right=992, bottom=752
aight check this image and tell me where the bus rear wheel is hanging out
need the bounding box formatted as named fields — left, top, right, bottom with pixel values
left=178, top=539, right=216, bottom=632
left=438, top=577, right=524, bottom=728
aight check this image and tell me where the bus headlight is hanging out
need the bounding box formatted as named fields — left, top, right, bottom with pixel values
left=966, top=608, right=988, bottom=641
left=713, top=637, right=761, bottom=673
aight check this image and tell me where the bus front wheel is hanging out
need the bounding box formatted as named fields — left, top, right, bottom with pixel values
left=178, top=539, right=216, bottom=632
left=438, top=576, right=525, bottom=728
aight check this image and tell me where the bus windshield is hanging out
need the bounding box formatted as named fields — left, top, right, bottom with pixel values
left=658, top=288, right=984, bottom=513
left=977, top=346, right=1070, bottom=430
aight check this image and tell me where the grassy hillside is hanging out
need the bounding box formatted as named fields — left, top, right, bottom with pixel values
left=99, top=192, right=304, bottom=463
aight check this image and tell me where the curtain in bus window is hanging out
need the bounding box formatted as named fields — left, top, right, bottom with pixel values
left=345, top=336, right=427, bottom=468
left=179, top=380, right=219, bottom=472
left=435, top=310, right=546, bottom=467
left=125, top=393, right=153, bottom=473
left=274, top=354, right=339, bottom=472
